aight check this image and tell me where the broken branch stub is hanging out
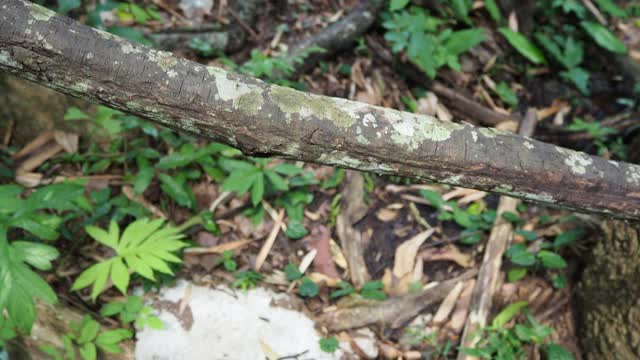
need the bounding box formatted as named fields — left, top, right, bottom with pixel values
left=1, top=0, right=640, bottom=219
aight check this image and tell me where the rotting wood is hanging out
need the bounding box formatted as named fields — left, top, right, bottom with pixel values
left=2, top=0, right=640, bottom=219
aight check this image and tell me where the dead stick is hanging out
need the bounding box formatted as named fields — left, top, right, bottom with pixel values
left=320, top=269, right=478, bottom=331
left=457, top=109, right=537, bottom=359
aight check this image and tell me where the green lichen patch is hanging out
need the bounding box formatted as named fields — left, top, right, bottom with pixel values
left=0, top=50, right=22, bottom=69
left=625, top=165, right=640, bottom=186
left=148, top=50, right=178, bottom=71
left=236, top=91, right=264, bottom=117
left=29, top=2, right=56, bottom=21
left=269, top=86, right=356, bottom=128
left=70, top=80, right=92, bottom=94
left=389, top=111, right=461, bottom=150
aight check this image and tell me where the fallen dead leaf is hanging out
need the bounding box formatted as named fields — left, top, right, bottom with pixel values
left=421, top=245, right=473, bottom=268
left=433, top=281, right=464, bottom=324
left=393, top=229, right=435, bottom=278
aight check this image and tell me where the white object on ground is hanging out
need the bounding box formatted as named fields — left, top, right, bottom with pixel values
left=135, top=281, right=339, bottom=360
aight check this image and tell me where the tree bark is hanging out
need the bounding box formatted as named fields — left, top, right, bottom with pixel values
left=577, top=220, right=640, bottom=360
left=1, top=0, right=640, bottom=219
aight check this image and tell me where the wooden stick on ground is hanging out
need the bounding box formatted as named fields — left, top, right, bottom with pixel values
left=457, top=109, right=538, bottom=359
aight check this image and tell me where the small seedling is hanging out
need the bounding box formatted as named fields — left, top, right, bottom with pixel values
left=218, top=250, right=237, bottom=271
left=319, top=337, right=339, bottom=353
left=232, top=270, right=263, bottom=291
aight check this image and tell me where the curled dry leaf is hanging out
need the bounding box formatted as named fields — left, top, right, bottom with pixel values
left=447, top=279, right=476, bottom=334
left=308, top=225, right=341, bottom=279
left=393, top=229, right=435, bottom=279
left=421, top=245, right=473, bottom=268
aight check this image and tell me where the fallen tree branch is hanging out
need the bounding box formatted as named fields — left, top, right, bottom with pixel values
left=457, top=109, right=537, bottom=359
left=2, top=0, right=640, bottom=219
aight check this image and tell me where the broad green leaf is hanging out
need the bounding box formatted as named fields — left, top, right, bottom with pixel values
left=78, top=316, right=100, bottom=344
left=272, top=163, right=304, bottom=176
left=264, top=171, right=288, bottom=192
left=10, top=215, right=60, bottom=241
left=581, top=21, right=627, bottom=53
left=95, top=329, right=133, bottom=346
left=100, top=302, right=125, bottom=317
left=10, top=241, right=59, bottom=271
left=91, top=262, right=111, bottom=301
left=221, top=169, right=260, bottom=195
left=546, top=343, right=575, bottom=360
left=492, top=300, right=528, bottom=328
left=389, top=0, right=409, bottom=11
left=134, top=157, right=154, bottom=194
left=506, top=244, right=536, bottom=266
left=7, top=286, right=35, bottom=333
left=285, top=219, right=308, bottom=240
left=537, top=250, right=567, bottom=268
left=298, top=277, right=319, bottom=297
left=507, top=267, right=527, bottom=282
left=561, top=67, right=590, bottom=94
left=494, top=82, right=518, bottom=106
left=484, top=0, right=501, bottom=21
left=593, top=0, right=626, bottom=18
left=79, top=342, right=97, bottom=360
left=445, top=29, right=486, bottom=55
left=554, top=228, right=583, bottom=247
left=499, top=28, right=547, bottom=64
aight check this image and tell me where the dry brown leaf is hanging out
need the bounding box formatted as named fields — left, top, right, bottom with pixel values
left=508, top=11, right=519, bottom=32
left=421, top=245, right=473, bottom=268
left=184, top=238, right=252, bottom=255
left=53, top=130, right=78, bottom=153
left=495, top=120, right=519, bottom=133
left=14, top=172, right=43, bottom=187
left=12, top=131, right=54, bottom=159
left=376, top=206, right=400, bottom=222
left=330, top=238, right=348, bottom=269
left=393, top=229, right=435, bottom=278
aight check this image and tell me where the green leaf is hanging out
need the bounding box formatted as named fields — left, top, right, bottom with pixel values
left=546, top=343, right=575, bottom=360
left=508, top=267, right=527, bottom=282
left=7, top=286, right=35, bottom=333
left=389, top=0, right=409, bottom=11
left=506, top=244, right=536, bottom=266
left=78, top=316, right=100, bottom=344
left=581, top=21, right=627, bottom=53
left=101, top=301, right=125, bottom=317
left=285, top=219, right=308, bottom=240
left=561, top=67, right=590, bottom=94
left=158, top=173, right=193, bottom=208
left=298, top=277, right=319, bottom=297
left=360, top=280, right=387, bottom=300
left=222, top=169, right=260, bottom=195
left=330, top=281, right=356, bottom=299
left=134, top=157, right=154, bottom=194
left=10, top=241, right=59, bottom=271
left=73, top=219, right=187, bottom=299
left=251, top=174, right=264, bottom=206
left=264, top=171, right=288, bottom=192
left=450, top=0, right=472, bottom=24
left=553, top=228, right=583, bottom=247
left=79, top=342, right=97, bottom=360
left=95, top=329, right=132, bottom=346
left=284, top=263, right=302, bottom=281
left=593, top=0, right=626, bottom=18
left=498, top=28, right=547, bottom=64
left=64, top=106, right=91, bottom=120
left=484, top=0, right=501, bottom=21
left=10, top=215, right=60, bottom=241
left=492, top=301, right=528, bottom=328
left=419, top=189, right=443, bottom=209
left=514, top=230, right=537, bottom=241
left=444, top=29, right=486, bottom=56
left=552, top=275, right=567, bottom=289
left=494, top=82, right=518, bottom=106
left=110, top=259, right=130, bottom=295
left=537, top=250, right=567, bottom=269
left=319, top=337, right=339, bottom=353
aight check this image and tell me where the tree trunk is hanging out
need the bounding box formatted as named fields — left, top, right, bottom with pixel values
left=577, top=220, right=640, bottom=359
left=2, top=0, right=640, bottom=219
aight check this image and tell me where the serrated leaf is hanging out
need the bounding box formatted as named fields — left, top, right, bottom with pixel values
left=499, top=28, right=547, bottom=64
left=581, top=21, right=627, bottom=53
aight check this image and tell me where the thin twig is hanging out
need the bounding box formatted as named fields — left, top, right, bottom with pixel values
left=255, top=209, right=284, bottom=271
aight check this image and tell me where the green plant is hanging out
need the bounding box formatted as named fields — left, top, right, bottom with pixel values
left=0, top=315, right=16, bottom=350
left=567, top=118, right=624, bottom=157
left=284, top=263, right=303, bottom=281
left=328, top=280, right=387, bottom=300
left=319, top=337, right=339, bottom=353
left=115, top=2, right=162, bottom=25
left=498, top=28, right=547, bottom=64
left=218, top=250, right=237, bottom=271
left=189, top=38, right=215, bottom=57
left=100, top=295, right=164, bottom=330
left=403, top=326, right=453, bottom=357
left=298, top=277, right=319, bottom=298
left=535, top=34, right=589, bottom=94
left=0, top=183, right=88, bottom=334
left=382, top=5, right=486, bottom=78
left=39, top=315, right=132, bottom=360
left=232, top=270, right=263, bottom=291
left=420, top=189, right=496, bottom=244
left=72, top=218, right=188, bottom=300
left=461, top=301, right=574, bottom=360
left=505, top=228, right=583, bottom=283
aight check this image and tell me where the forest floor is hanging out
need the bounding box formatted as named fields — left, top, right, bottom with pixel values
left=2, top=0, right=640, bottom=359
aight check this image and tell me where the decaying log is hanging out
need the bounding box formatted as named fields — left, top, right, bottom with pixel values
left=2, top=0, right=640, bottom=219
